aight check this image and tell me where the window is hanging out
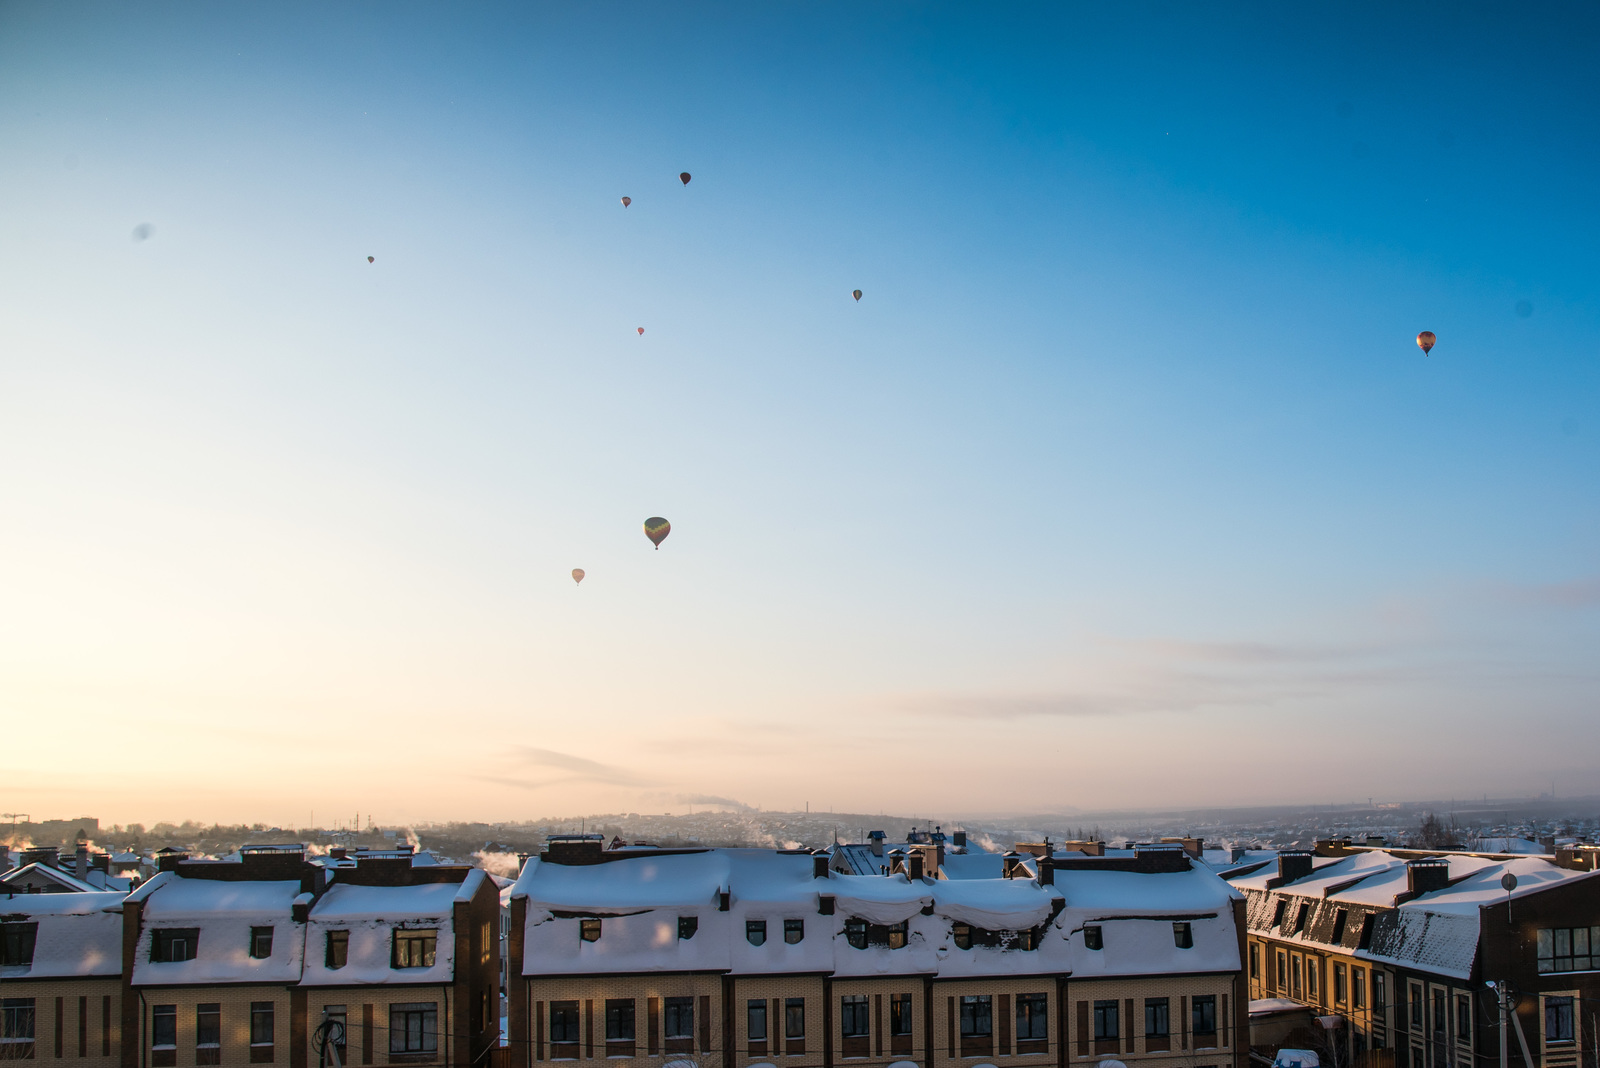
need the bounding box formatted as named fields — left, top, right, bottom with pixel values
left=890, top=994, right=912, bottom=1036
left=1331, top=908, right=1349, bottom=944
left=952, top=923, right=972, bottom=950
left=678, top=916, right=697, bottom=940
left=1545, top=997, right=1574, bottom=1044
left=960, top=996, right=993, bottom=1037
left=1409, top=985, right=1423, bottom=1028
left=151, top=1004, right=177, bottom=1064
left=321, top=1007, right=347, bottom=1064
left=785, top=999, right=805, bottom=1040
left=1017, top=994, right=1048, bottom=1041
left=1432, top=990, right=1445, bottom=1035
left=1093, top=1000, right=1119, bottom=1041
left=1276, top=951, right=1288, bottom=992
left=664, top=998, right=694, bottom=1041
left=747, top=920, right=767, bottom=946
left=193, top=1004, right=221, bottom=1066
left=1357, top=914, right=1375, bottom=950
left=389, top=1003, right=438, bottom=1055
left=1173, top=922, right=1193, bottom=949
left=1193, top=996, right=1217, bottom=1037
left=1272, top=899, right=1287, bottom=929
left=1537, top=927, right=1600, bottom=973
left=0, top=924, right=37, bottom=967
left=846, top=919, right=869, bottom=949
left=1293, top=903, right=1310, bottom=934
left=151, top=928, right=199, bottom=963
left=785, top=919, right=804, bottom=944
left=1374, top=974, right=1387, bottom=1019
left=1084, top=925, right=1103, bottom=951
left=1335, top=963, right=1347, bottom=1004
left=1291, top=956, right=1303, bottom=999
left=393, top=928, right=437, bottom=967
left=1250, top=944, right=1260, bottom=979
left=249, top=927, right=274, bottom=959
left=1456, top=995, right=1471, bottom=1042
left=747, top=1000, right=767, bottom=1043
left=886, top=921, right=907, bottom=950
left=606, top=999, right=636, bottom=1043
left=841, top=996, right=869, bottom=1038
left=2, top=998, right=37, bottom=1060
left=1353, top=967, right=1367, bottom=1010
left=251, top=1002, right=275, bottom=1045
left=1306, top=958, right=1318, bottom=1000
left=579, top=919, right=601, bottom=944
left=1145, top=998, right=1169, bottom=1037
left=550, top=1002, right=580, bottom=1046
left=325, top=930, right=348, bottom=969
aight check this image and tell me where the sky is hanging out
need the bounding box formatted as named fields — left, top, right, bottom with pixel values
left=1, top=3, right=1598, bottom=828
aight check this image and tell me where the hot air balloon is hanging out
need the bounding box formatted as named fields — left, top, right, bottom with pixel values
left=852, top=290, right=862, bottom=302
left=1416, top=330, right=1436, bottom=355
left=679, top=172, right=691, bottom=186
left=644, top=517, right=671, bottom=549
left=621, top=196, right=631, bottom=208
left=637, top=327, right=645, bottom=336
left=572, top=569, right=585, bottom=585
left=367, top=256, right=375, bottom=263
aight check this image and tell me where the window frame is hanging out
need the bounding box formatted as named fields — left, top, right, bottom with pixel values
left=1093, top=1000, right=1119, bottom=1042
left=840, top=995, right=870, bottom=1039
left=1192, top=995, right=1217, bottom=1037
left=0, top=924, right=38, bottom=967
left=250, top=927, right=274, bottom=960
left=663, top=998, right=695, bottom=1041
left=388, top=1003, right=438, bottom=1056
left=1016, top=993, right=1049, bottom=1042
left=747, top=1000, right=767, bottom=1043
left=151, top=928, right=200, bottom=963
left=392, top=928, right=438, bottom=968
left=1145, top=998, right=1170, bottom=1038
left=784, top=918, right=804, bottom=944
left=605, top=999, right=636, bottom=1044
left=746, top=920, right=767, bottom=947
left=678, top=916, right=697, bottom=940
left=960, top=996, right=993, bottom=1039
left=325, top=929, right=349, bottom=969
left=549, top=1001, right=580, bottom=1046
left=1545, top=996, right=1575, bottom=1044
left=578, top=919, right=601, bottom=944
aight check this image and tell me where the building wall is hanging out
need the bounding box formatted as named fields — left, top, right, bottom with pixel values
left=927, top=975, right=1061, bottom=1068
left=1061, top=974, right=1240, bottom=1068
left=0, top=976, right=122, bottom=1067
left=826, top=976, right=929, bottom=1068
left=729, top=974, right=828, bottom=1068
left=128, top=986, right=293, bottom=1068
left=300, top=985, right=466, bottom=1068
left=519, top=974, right=726, bottom=1068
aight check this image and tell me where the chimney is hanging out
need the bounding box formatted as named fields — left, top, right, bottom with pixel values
left=1038, top=854, right=1054, bottom=886
left=1231, top=846, right=1248, bottom=863
left=868, top=830, right=886, bottom=857
left=1274, top=850, right=1314, bottom=885
left=329, top=847, right=348, bottom=861
left=1406, top=858, right=1450, bottom=896
left=909, top=852, right=925, bottom=881
left=1002, top=851, right=1023, bottom=879
left=1540, top=836, right=1557, bottom=853
left=812, top=852, right=830, bottom=879
left=952, top=831, right=967, bottom=849
left=1365, top=835, right=1386, bottom=848
left=76, top=842, right=89, bottom=881
left=718, top=890, right=730, bottom=911
left=886, top=848, right=905, bottom=876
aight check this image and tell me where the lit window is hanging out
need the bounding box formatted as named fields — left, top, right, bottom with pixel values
left=325, top=931, right=348, bottom=969
left=579, top=919, right=601, bottom=944
left=393, top=929, right=438, bottom=967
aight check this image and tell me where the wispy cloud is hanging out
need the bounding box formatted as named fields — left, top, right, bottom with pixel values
left=488, top=747, right=656, bottom=791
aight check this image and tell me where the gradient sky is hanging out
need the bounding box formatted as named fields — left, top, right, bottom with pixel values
left=2, top=3, right=1598, bottom=828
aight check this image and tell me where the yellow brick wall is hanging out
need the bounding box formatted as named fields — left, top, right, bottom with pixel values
left=304, top=986, right=462, bottom=1068
left=0, top=977, right=122, bottom=1068
left=926, top=977, right=1058, bottom=1068
left=1064, top=975, right=1238, bottom=1068
left=132, top=987, right=292, bottom=1068
left=522, top=975, right=725, bottom=1068
left=731, top=975, right=827, bottom=1068
left=828, top=977, right=926, bottom=1068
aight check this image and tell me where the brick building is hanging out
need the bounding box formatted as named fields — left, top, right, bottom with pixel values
left=0, top=890, right=125, bottom=1067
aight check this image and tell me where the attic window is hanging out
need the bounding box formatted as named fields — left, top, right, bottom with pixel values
left=0, top=923, right=38, bottom=966
left=1292, top=903, right=1310, bottom=935
left=151, top=929, right=200, bottom=963
left=845, top=919, right=869, bottom=950
left=249, top=927, right=274, bottom=959
left=325, top=931, right=348, bottom=969
left=784, top=919, right=804, bottom=944
left=1357, top=914, right=1375, bottom=950
left=393, top=928, right=438, bottom=966
left=678, top=916, right=697, bottom=940
left=747, top=920, right=767, bottom=946
left=1330, top=909, right=1348, bottom=945
left=1271, top=900, right=1287, bottom=929
left=1083, top=925, right=1103, bottom=951
left=1173, top=922, right=1193, bottom=949
left=579, top=920, right=601, bottom=944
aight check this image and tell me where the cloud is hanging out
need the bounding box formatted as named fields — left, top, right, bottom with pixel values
left=490, top=747, right=657, bottom=790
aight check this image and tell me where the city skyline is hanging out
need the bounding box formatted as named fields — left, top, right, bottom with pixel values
left=2, top=4, right=1597, bottom=823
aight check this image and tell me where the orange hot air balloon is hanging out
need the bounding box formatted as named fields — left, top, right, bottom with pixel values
left=367, top=256, right=375, bottom=263
left=644, top=516, right=671, bottom=549
left=621, top=196, right=631, bottom=208
left=679, top=172, right=691, bottom=185
left=637, top=327, right=645, bottom=336
left=1416, top=330, right=1436, bottom=355
left=572, top=569, right=585, bottom=585
left=852, top=289, right=862, bottom=302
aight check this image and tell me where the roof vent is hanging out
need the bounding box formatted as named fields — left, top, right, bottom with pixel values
left=1275, top=850, right=1314, bottom=885
left=1406, top=858, right=1450, bottom=896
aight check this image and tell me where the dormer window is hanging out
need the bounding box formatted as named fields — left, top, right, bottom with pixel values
left=0, top=922, right=38, bottom=966
left=579, top=920, right=601, bottom=944
left=746, top=920, right=767, bottom=946
left=953, top=923, right=972, bottom=950
left=393, top=928, right=437, bottom=967
left=677, top=917, right=697, bottom=940
left=151, top=929, right=199, bottom=963
left=1173, top=922, right=1193, bottom=949
left=249, top=927, right=274, bottom=959
left=784, top=919, right=804, bottom=944
left=1083, top=925, right=1103, bottom=951
left=845, top=919, right=868, bottom=950
left=325, top=931, right=348, bottom=969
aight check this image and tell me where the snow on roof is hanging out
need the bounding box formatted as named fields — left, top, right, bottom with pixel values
left=939, top=853, right=1014, bottom=880
left=934, top=878, right=1057, bottom=931
left=513, top=851, right=728, bottom=912
left=299, top=875, right=477, bottom=988
left=1227, top=856, right=1345, bottom=892
left=0, top=862, right=102, bottom=893
left=1250, top=998, right=1311, bottom=1016
left=129, top=872, right=305, bottom=986
left=0, top=891, right=124, bottom=979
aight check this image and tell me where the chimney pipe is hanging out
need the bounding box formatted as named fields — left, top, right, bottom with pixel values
left=1274, top=850, right=1314, bottom=885
left=909, top=852, right=924, bottom=881
left=76, top=842, right=89, bottom=881
left=812, top=852, right=829, bottom=879
left=1406, top=858, right=1450, bottom=897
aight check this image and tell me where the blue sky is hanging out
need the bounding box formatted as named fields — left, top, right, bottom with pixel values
left=1, top=3, right=1596, bottom=825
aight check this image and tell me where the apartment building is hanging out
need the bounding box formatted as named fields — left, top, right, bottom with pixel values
left=1230, top=845, right=1600, bottom=1068
left=505, top=836, right=1247, bottom=1068
left=2, top=846, right=134, bottom=895
left=119, top=845, right=499, bottom=1068
left=1, top=890, right=125, bottom=1067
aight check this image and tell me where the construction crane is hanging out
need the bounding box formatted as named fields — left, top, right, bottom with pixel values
left=3, top=813, right=29, bottom=848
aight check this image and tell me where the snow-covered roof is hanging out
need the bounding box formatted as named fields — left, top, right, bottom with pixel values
left=127, top=871, right=306, bottom=986
left=300, top=871, right=484, bottom=987
left=0, top=861, right=128, bottom=894
left=0, top=891, right=124, bottom=979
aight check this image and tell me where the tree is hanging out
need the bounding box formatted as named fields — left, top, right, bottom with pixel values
left=1412, top=812, right=1463, bottom=850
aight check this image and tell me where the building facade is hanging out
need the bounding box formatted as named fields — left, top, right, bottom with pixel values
left=0, top=890, right=126, bottom=1068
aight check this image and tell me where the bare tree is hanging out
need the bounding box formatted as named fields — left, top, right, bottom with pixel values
left=1411, top=812, right=1463, bottom=850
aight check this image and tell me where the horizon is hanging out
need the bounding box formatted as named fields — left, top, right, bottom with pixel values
left=3, top=4, right=1598, bottom=822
